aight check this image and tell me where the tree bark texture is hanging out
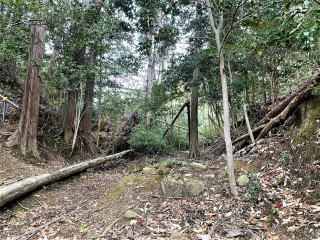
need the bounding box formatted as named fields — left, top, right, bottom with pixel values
left=63, top=47, right=85, bottom=143
left=80, top=49, right=96, bottom=134
left=6, top=24, right=45, bottom=158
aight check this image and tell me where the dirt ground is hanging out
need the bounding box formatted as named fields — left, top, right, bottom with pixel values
left=0, top=134, right=319, bottom=239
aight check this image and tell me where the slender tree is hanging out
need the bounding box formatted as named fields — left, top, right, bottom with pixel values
left=189, top=67, right=200, bottom=158
left=205, top=0, right=238, bottom=196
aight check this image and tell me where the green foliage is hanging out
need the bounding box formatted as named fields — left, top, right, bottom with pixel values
left=268, top=206, right=279, bottom=227
left=165, top=127, right=189, bottom=150
left=311, top=85, right=320, bottom=96
left=128, top=124, right=167, bottom=153
left=246, top=173, right=261, bottom=203
left=164, top=157, right=182, bottom=167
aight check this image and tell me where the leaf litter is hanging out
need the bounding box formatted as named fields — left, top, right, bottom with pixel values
left=0, top=136, right=319, bottom=239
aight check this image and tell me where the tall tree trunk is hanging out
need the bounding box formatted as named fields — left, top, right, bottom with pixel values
left=6, top=24, right=45, bottom=158
left=218, top=46, right=238, bottom=196
left=63, top=47, right=85, bottom=143
left=189, top=67, right=200, bottom=159
left=96, top=81, right=102, bottom=148
left=145, top=33, right=156, bottom=126
left=206, top=0, right=238, bottom=196
left=80, top=49, right=96, bottom=134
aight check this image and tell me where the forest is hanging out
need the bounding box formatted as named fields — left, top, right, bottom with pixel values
left=0, top=0, right=319, bottom=239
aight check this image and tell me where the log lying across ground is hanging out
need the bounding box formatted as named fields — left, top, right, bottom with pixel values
left=0, top=149, right=133, bottom=208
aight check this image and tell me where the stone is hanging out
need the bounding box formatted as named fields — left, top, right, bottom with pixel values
left=217, top=171, right=227, bottom=180
left=184, top=178, right=206, bottom=197
left=156, top=165, right=171, bottom=175
left=197, top=234, right=211, bottom=240
left=161, top=175, right=206, bottom=198
left=189, top=162, right=207, bottom=171
left=179, top=166, right=191, bottom=173
left=142, top=167, right=158, bottom=175
left=129, top=219, right=137, bottom=225
left=237, top=175, right=250, bottom=186
left=126, top=164, right=145, bottom=175
left=184, top=173, right=193, bottom=177
left=127, top=182, right=134, bottom=187
left=226, top=229, right=242, bottom=238
left=124, top=210, right=139, bottom=219
left=170, top=232, right=190, bottom=240
left=161, top=176, right=185, bottom=198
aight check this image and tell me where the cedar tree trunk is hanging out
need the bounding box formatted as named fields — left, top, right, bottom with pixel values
left=6, top=24, right=45, bottom=158
left=63, top=47, right=85, bottom=143
left=80, top=49, right=96, bottom=134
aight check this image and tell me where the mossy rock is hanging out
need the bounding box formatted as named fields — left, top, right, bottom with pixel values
left=161, top=176, right=185, bottom=198
left=156, top=164, right=171, bottom=175
left=143, top=159, right=186, bottom=176
left=159, top=159, right=185, bottom=168
left=217, top=171, right=228, bottom=180
left=237, top=175, right=250, bottom=186
left=108, top=175, right=160, bottom=201
left=184, top=178, right=206, bottom=197
left=189, top=162, right=207, bottom=171
left=292, top=96, right=320, bottom=144
left=161, top=175, right=206, bottom=198
left=125, top=164, right=145, bottom=175
left=142, top=167, right=158, bottom=175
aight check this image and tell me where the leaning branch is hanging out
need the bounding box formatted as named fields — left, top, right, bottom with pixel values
left=163, top=102, right=189, bottom=138
left=259, top=74, right=320, bottom=125
left=232, top=124, right=266, bottom=144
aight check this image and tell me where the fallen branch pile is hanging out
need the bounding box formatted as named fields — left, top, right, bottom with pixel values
left=234, top=73, right=320, bottom=146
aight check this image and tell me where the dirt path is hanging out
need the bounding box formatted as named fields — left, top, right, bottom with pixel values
left=0, top=138, right=319, bottom=239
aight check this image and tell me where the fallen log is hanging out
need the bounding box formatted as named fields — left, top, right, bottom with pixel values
left=0, top=149, right=133, bottom=208
left=259, top=74, right=320, bottom=125
left=232, top=124, right=266, bottom=144
left=257, top=87, right=311, bottom=140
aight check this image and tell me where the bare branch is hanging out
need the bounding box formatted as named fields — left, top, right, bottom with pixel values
left=211, top=0, right=219, bottom=10
left=313, top=0, right=320, bottom=4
